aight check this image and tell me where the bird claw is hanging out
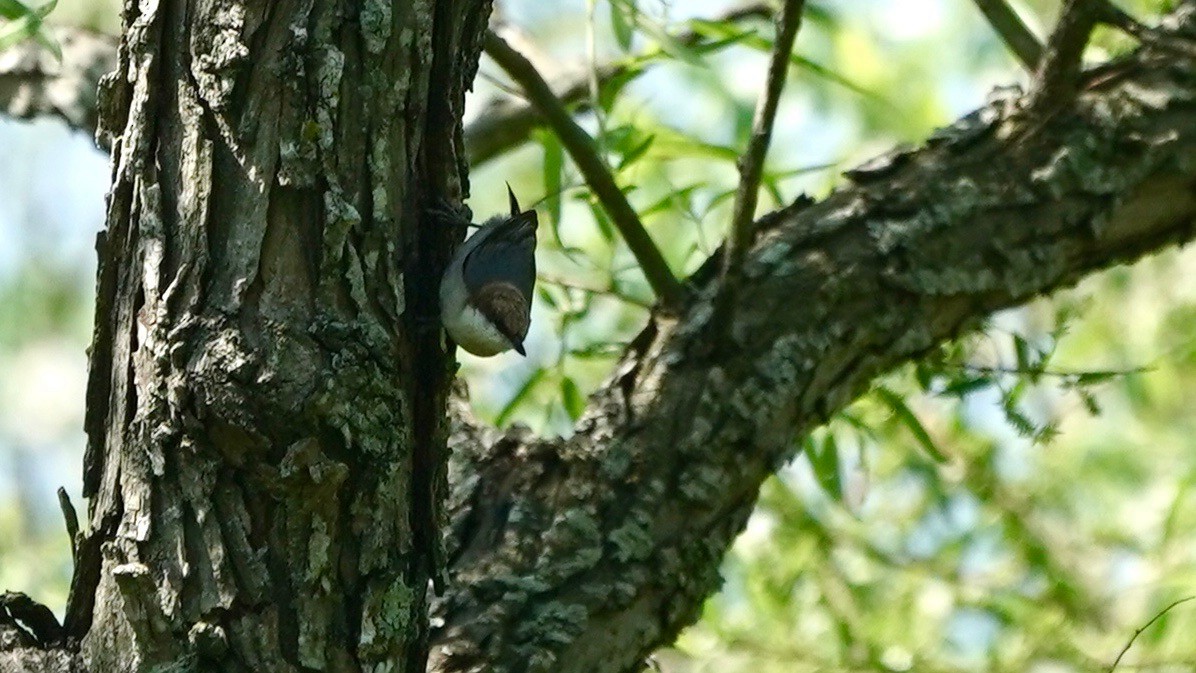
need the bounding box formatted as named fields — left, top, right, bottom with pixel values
left=427, top=198, right=473, bottom=229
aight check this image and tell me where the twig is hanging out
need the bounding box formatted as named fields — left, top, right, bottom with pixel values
left=954, top=363, right=1152, bottom=379
left=467, top=3, right=772, bottom=165
left=970, top=0, right=1043, bottom=70
left=717, top=0, right=805, bottom=323
left=57, top=486, right=79, bottom=561
left=724, top=0, right=806, bottom=275
left=485, top=31, right=685, bottom=310
left=1108, top=595, right=1196, bottom=672
left=538, top=273, right=652, bottom=309
left=1028, top=0, right=1101, bottom=114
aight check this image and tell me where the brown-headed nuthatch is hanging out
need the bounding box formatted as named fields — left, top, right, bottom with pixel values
left=439, top=187, right=538, bottom=356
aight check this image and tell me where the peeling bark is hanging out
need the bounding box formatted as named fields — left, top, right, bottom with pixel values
left=0, top=4, right=1194, bottom=673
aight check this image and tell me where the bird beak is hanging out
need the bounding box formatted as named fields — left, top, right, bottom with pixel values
left=507, top=182, right=521, bottom=216
left=513, top=341, right=527, bottom=356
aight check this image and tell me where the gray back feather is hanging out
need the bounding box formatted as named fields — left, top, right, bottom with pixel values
left=462, top=211, right=538, bottom=301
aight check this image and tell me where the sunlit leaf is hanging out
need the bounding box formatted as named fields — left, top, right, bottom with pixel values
left=807, top=432, right=843, bottom=501
left=0, top=11, right=37, bottom=52
left=561, top=377, right=586, bottom=420
left=610, top=0, right=636, bottom=52
left=940, top=375, right=991, bottom=397
left=617, top=133, right=654, bottom=170
left=496, top=369, right=546, bottom=427
left=0, top=0, right=28, bottom=20
left=876, top=385, right=950, bottom=463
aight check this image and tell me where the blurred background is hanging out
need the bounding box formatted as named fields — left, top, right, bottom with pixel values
left=2, top=0, right=1194, bottom=671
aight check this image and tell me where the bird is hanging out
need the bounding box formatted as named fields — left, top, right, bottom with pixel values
left=439, top=186, right=538, bottom=356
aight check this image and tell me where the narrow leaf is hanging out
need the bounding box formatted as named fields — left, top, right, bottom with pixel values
left=0, top=0, right=30, bottom=20
left=876, top=386, right=950, bottom=463
left=610, top=0, right=635, bottom=51
left=561, top=377, right=586, bottom=421
left=0, top=14, right=38, bottom=53
left=496, top=369, right=546, bottom=427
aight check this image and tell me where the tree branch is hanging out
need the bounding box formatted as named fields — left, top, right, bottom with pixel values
left=722, top=0, right=806, bottom=296
left=1028, top=0, right=1102, bottom=113
left=0, top=27, right=115, bottom=143
left=970, top=0, right=1043, bottom=70
left=432, top=13, right=1196, bottom=672
left=484, top=30, right=686, bottom=310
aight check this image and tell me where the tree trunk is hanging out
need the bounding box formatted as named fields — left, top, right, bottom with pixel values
left=66, top=0, right=490, bottom=670
left=1, top=4, right=1195, bottom=673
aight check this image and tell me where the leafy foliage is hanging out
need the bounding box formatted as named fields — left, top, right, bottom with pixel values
left=0, top=0, right=59, bottom=58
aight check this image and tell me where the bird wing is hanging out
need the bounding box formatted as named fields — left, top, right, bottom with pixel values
left=462, top=210, right=538, bottom=302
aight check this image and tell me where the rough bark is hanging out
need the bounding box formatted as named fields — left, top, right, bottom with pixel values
left=62, top=0, right=490, bottom=671
left=0, top=4, right=1194, bottom=673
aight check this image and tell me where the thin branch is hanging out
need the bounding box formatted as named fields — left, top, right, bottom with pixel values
left=970, top=0, right=1043, bottom=70
left=484, top=30, right=685, bottom=309
left=56, top=486, right=79, bottom=561
left=953, top=363, right=1153, bottom=380
left=1028, top=0, right=1102, bottom=113
left=538, top=273, right=653, bottom=309
left=1108, top=596, right=1196, bottom=672
left=466, top=3, right=772, bottom=165
left=722, top=0, right=806, bottom=283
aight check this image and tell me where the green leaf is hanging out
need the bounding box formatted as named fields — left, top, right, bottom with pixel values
left=597, top=64, right=643, bottom=113
left=789, top=54, right=883, bottom=102
left=0, top=13, right=39, bottom=53
left=940, top=374, right=991, bottom=397
left=536, top=286, right=560, bottom=310
left=876, top=386, right=950, bottom=463
left=0, top=0, right=30, bottom=20
left=568, top=341, right=624, bottom=359
left=650, top=127, right=739, bottom=162
left=807, top=433, right=843, bottom=500
left=915, top=362, right=935, bottom=391
left=561, top=377, right=586, bottom=421
left=1074, top=369, right=1130, bottom=385
left=32, top=24, right=59, bottom=60
left=688, top=17, right=882, bottom=101
left=835, top=409, right=878, bottom=440
left=640, top=182, right=703, bottom=218
left=1000, top=397, right=1037, bottom=438
left=617, top=133, right=654, bottom=170
left=584, top=196, right=616, bottom=242
left=762, top=176, right=785, bottom=209
left=496, top=369, right=546, bottom=427
left=610, top=0, right=636, bottom=52
left=1013, top=334, right=1036, bottom=372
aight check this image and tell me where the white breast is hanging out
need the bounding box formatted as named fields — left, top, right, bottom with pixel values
left=440, top=262, right=514, bottom=356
